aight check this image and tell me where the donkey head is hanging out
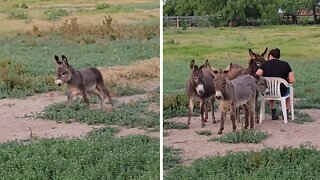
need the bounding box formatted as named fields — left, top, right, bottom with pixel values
left=248, top=47, right=267, bottom=76
left=55, top=55, right=72, bottom=86
left=189, top=59, right=208, bottom=96
left=213, top=69, right=228, bottom=100
left=256, top=76, right=270, bottom=96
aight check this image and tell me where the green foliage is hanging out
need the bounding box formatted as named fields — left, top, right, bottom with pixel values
left=210, top=130, right=269, bottom=144
left=44, top=8, right=69, bottom=21
left=164, top=146, right=183, bottom=170
left=165, top=144, right=320, bottom=179
left=293, top=110, right=314, bottom=124
left=96, top=3, right=110, bottom=10
left=38, top=99, right=159, bottom=129
left=163, top=93, right=199, bottom=119
left=0, top=127, right=159, bottom=179
left=8, top=10, right=30, bottom=19
left=195, top=130, right=212, bottom=136
left=0, top=59, right=56, bottom=98
left=163, top=121, right=189, bottom=130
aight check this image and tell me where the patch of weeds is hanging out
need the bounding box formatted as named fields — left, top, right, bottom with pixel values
left=195, top=130, right=212, bottom=136
left=166, top=144, right=320, bottom=179
left=164, top=121, right=189, bottom=130
left=133, top=2, right=159, bottom=10
left=44, top=9, right=69, bottom=21
left=38, top=99, right=159, bottom=129
left=210, top=129, right=269, bottom=144
left=8, top=10, right=30, bottom=20
left=0, top=59, right=56, bottom=98
left=0, top=127, right=159, bottom=179
left=293, top=110, right=314, bottom=124
left=164, top=146, right=183, bottom=170
left=163, top=93, right=199, bottom=119
left=96, top=3, right=110, bottom=10
left=110, top=83, right=146, bottom=96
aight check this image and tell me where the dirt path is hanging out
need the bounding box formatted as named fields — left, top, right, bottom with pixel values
left=164, top=109, right=320, bottom=166
left=0, top=90, right=158, bottom=143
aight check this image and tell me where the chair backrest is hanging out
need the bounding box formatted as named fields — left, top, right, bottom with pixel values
left=263, top=77, right=289, bottom=98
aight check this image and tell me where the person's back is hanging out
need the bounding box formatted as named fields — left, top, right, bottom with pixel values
left=256, top=48, right=295, bottom=120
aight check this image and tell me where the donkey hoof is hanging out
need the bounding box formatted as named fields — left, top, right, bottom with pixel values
left=204, top=119, right=208, bottom=122
left=213, top=120, right=217, bottom=124
left=201, top=124, right=205, bottom=128
left=218, top=130, right=222, bottom=134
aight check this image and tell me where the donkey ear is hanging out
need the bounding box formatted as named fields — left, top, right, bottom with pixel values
left=224, top=63, right=232, bottom=72
left=261, top=47, right=268, bottom=57
left=249, top=49, right=257, bottom=58
left=61, top=55, right=69, bottom=67
left=55, top=55, right=62, bottom=65
left=190, top=59, right=195, bottom=70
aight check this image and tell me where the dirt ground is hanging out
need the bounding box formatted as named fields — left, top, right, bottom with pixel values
left=0, top=81, right=159, bottom=143
left=164, top=109, right=320, bottom=166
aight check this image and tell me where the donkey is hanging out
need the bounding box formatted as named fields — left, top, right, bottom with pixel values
left=54, top=55, right=113, bottom=109
left=214, top=71, right=257, bottom=134
left=186, top=60, right=216, bottom=128
left=220, top=48, right=268, bottom=122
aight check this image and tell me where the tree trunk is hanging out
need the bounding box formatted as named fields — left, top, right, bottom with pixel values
left=312, top=4, right=318, bottom=24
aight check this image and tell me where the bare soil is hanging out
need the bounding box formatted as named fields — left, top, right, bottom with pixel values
left=164, top=109, right=320, bottom=166
left=0, top=84, right=158, bottom=143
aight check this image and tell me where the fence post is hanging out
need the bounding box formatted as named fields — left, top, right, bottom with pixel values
left=176, top=16, right=179, bottom=28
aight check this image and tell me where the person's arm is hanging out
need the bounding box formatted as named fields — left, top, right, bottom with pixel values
left=288, top=71, right=295, bottom=84
left=256, top=69, right=263, bottom=76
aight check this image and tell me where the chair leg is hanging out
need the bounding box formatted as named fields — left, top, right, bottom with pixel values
left=290, top=89, right=294, bottom=120
left=281, top=98, right=288, bottom=123
left=259, top=99, right=265, bottom=123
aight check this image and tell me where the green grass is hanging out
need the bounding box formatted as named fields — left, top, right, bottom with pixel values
left=133, top=2, right=159, bottom=10
left=0, top=34, right=159, bottom=98
left=195, top=130, right=213, bottom=136
left=8, top=10, right=30, bottom=19
left=38, top=98, right=159, bottom=130
left=210, top=129, right=269, bottom=144
left=165, top=144, right=320, bottom=179
left=164, top=25, right=320, bottom=109
left=44, top=8, right=69, bottom=21
left=95, top=3, right=110, bottom=10
left=0, top=127, right=159, bottom=179
left=163, top=121, right=189, bottom=130
left=293, top=110, right=314, bottom=124
left=164, top=146, right=183, bottom=170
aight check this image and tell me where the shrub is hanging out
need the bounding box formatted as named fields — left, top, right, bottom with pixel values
left=8, top=10, right=30, bottom=19
left=195, top=130, right=213, bottom=136
left=164, top=146, right=183, bottom=170
left=164, top=121, right=189, bottom=130
left=210, top=129, right=269, bottom=144
left=96, top=3, right=110, bottom=10
left=44, top=8, right=69, bottom=21
left=163, top=93, right=199, bottom=119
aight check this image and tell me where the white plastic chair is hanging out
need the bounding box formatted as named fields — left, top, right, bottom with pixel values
left=259, top=77, right=294, bottom=124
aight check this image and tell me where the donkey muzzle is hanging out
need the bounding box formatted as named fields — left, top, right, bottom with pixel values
left=215, top=91, right=223, bottom=100
left=196, top=84, right=205, bottom=96
left=55, top=79, right=63, bottom=86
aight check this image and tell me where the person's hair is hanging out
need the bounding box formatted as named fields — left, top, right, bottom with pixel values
left=268, top=48, right=280, bottom=59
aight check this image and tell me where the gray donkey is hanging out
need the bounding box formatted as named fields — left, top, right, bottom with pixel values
left=214, top=71, right=267, bottom=134
left=55, top=55, right=113, bottom=109
left=187, top=60, right=215, bottom=128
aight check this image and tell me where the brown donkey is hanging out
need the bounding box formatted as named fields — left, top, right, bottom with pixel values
left=187, top=60, right=216, bottom=128
left=55, top=55, right=113, bottom=109
left=220, top=48, right=268, bottom=121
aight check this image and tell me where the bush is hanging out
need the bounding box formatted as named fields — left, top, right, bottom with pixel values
left=44, top=8, right=69, bottom=21
left=210, top=129, right=269, bottom=144
left=8, top=10, right=30, bottom=19
left=96, top=3, right=110, bottom=10
left=163, top=93, right=199, bottom=119
left=195, top=130, right=213, bottom=136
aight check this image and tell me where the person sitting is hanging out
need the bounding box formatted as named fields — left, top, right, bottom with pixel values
left=256, top=48, right=295, bottom=120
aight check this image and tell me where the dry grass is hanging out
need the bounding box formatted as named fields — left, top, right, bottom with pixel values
left=99, top=58, right=159, bottom=88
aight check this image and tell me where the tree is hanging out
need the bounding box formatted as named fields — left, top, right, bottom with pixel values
left=301, top=0, right=320, bottom=23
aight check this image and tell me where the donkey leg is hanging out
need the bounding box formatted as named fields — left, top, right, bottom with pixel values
left=210, top=98, right=216, bottom=123
left=99, top=83, right=114, bottom=105
left=67, top=91, right=74, bottom=105
left=218, top=111, right=226, bottom=134
left=230, top=106, right=236, bottom=131
left=255, top=91, right=259, bottom=123
left=200, top=99, right=205, bottom=128
left=248, top=99, right=255, bottom=129
left=243, top=105, right=249, bottom=129
left=93, top=89, right=105, bottom=109
left=187, top=98, right=194, bottom=126
left=204, top=102, right=208, bottom=122
left=81, top=89, right=90, bottom=107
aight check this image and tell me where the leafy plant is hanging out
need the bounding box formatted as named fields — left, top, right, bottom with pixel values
left=44, top=8, right=69, bottom=21
left=293, top=110, right=314, bottom=124
left=164, top=121, right=189, bottom=130
left=210, top=129, right=269, bottom=144
left=96, top=3, right=110, bottom=10
left=8, top=10, right=30, bottom=19
left=164, top=146, right=183, bottom=170
left=195, top=130, right=213, bottom=136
